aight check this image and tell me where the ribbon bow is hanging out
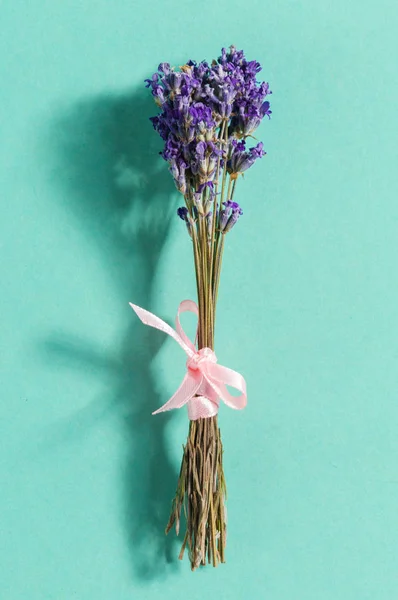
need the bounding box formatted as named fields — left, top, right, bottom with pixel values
left=129, top=299, right=247, bottom=420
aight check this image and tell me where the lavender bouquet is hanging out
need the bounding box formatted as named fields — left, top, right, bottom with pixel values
left=131, top=45, right=271, bottom=570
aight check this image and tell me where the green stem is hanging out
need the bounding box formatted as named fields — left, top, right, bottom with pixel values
left=198, top=215, right=209, bottom=348
left=211, top=234, right=225, bottom=344
left=207, top=123, right=229, bottom=345
left=226, top=177, right=233, bottom=203
left=209, top=119, right=227, bottom=265
left=191, top=224, right=205, bottom=348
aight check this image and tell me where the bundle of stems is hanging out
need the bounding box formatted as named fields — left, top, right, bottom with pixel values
left=166, top=120, right=238, bottom=570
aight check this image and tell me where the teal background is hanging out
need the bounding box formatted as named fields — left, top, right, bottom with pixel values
left=1, top=1, right=398, bottom=598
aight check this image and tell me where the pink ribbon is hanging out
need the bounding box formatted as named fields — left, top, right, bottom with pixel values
left=129, top=299, right=247, bottom=420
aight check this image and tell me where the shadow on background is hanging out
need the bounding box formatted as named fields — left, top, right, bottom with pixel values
left=41, top=86, right=182, bottom=580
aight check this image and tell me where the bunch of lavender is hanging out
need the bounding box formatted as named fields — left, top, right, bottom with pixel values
left=145, top=45, right=271, bottom=570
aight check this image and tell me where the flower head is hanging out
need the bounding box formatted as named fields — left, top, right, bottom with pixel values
left=145, top=46, right=271, bottom=227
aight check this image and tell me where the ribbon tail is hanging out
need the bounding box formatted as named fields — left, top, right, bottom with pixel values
left=129, top=303, right=194, bottom=356
left=152, top=371, right=202, bottom=415
left=204, top=363, right=247, bottom=410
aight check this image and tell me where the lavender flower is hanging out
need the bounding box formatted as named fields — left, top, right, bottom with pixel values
left=177, top=206, right=192, bottom=237
left=227, top=140, right=266, bottom=176
left=169, top=157, right=188, bottom=194
left=177, top=206, right=188, bottom=220
left=190, top=141, right=220, bottom=185
left=219, top=200, right=243, bottom=233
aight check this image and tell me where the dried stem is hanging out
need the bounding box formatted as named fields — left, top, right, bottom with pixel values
left=166, top=415, right=226, bottom=569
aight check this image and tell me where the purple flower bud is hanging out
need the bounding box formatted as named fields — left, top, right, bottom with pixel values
left=231, top=139, right=246, bottom=153
left=177, top=206, right=188, bottom=220
left=227, top=141, right=266, bottom=175
left=152, top=85, right=166, bottom=106
left=144, top=72, right=159, bottom=89
left=177, top=206, right=192, bottom=237
left=250, top=141, right=265, bottom=159
left=219, top=205, right=230, bottom=231
left=189, top=102, right=215, bottom=130
left=195, top=141, right=207, bottom=157
left=219, top=200, right=243, bottom=233
left=224, top=200, right=241, bottom=211
left=168, top=72, right=182, bottom=91
left=260, top=101, right=272, bottom=119
left=197, top=181, right=214, bottom=193
left=224, top=201, right=243, bottom=233
left=170, top=158, right=188, bottom=194
left=246, top=60, right=262, bottom=75
left=259, top=82, right=272, bottom=97
left=158, top=62, right=171, bottom=75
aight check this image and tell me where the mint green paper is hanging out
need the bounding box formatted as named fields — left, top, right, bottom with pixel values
left=1, top=1, right=398, bottom=598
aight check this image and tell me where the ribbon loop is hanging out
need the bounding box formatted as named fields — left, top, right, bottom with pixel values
left=129, top=300, right=247, bottom=420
